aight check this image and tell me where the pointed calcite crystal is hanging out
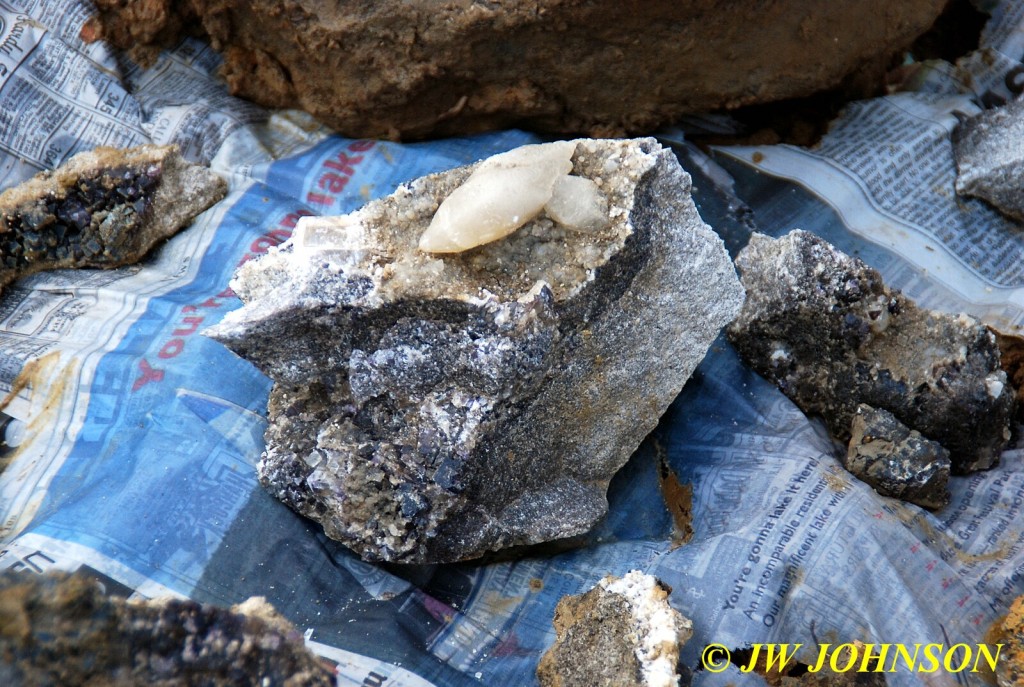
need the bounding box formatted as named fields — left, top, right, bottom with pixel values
left=207, top=138, right=743, bottom=563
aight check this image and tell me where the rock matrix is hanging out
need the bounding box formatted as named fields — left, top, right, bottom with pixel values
left=208, top=138, right=744, bottom=562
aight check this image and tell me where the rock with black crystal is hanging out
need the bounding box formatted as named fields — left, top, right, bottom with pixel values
left=845, top=404, right=950, bottom=509
left=953, top=97, right=1024, bottom=222
left=537, top=571, right=691, bottom=687
left=0, top=570, right=333, bottom=686
left=0, top=144, right=226, bottom=293
left=728, top=230, right=1014, bottom=474
left=207, top=138, right=744, bottom=563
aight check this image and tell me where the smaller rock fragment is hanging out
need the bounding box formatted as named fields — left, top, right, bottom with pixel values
left=537, top=570, right=692, bottom=687
left=845, top=404, right=950, bottom=509
left=728, top=230, right=1015, bottom=473
left=953, top=98, right=1024, bottom=222
left=997, top=595, right=1024, bottom=687
left=993, top=328, right=1024, bottom=418
left=0, top=144, right=226, bottom=293
left=0, top=570, right=333, bottom=686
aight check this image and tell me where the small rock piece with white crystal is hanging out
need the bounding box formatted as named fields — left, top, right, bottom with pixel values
left=0, top=571, right=333, bottom=686
left=537, top=571, right=692, bottom=687
left=728, top=230, right=1015, bottom=476
left=207, top=138, right=743, bottom=563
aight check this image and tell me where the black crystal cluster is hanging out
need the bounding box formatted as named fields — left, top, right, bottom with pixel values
left=0, top=570, right=334, bottom=686
left=0, top=164, right=160, bottom=273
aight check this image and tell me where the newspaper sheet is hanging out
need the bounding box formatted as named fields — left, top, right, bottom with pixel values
left=1, top=1, right=1024, bottom=686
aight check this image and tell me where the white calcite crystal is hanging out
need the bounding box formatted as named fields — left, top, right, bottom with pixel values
left=418, top=140, right=611, bottom=252
left=601, top=572, right=692, bottom=687
left=545, top=174, right=610, bottom=232
left=292, top=214, right=368, bottom=262
left=538, top=571, right=692, bottom=687
left=207, top=138, right=743, bottom=563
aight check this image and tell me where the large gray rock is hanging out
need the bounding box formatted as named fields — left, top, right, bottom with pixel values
left=207, top=138, right=743, bottom=563
left=728, top=230, right=1014, bottom=474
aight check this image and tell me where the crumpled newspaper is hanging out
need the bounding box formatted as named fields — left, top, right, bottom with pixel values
left=0, top=2, right=1022, bottom=686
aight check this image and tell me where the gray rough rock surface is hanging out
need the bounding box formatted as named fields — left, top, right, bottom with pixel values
left=728, top=230, right=1014, bottom=474
left=0, top=570, right=333, bottom=686
left=207, top=138, right=744, bottom=563
left=0, top=145, right=226, bottom=293
left=536, top=571, right=692, bottom=687
left=953, top=97, right=1024, bottom=222
left=845, top=404, right=950, bottom=509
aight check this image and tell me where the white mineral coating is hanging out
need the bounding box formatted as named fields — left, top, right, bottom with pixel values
left=292, top=215, right=367, bottom=257
left=537, top=571, right=691, bottom=687
left=418, top=141, right=574, bottom=253
left=545, top=175, right=610, bottom=232
left=601, top=571, right=692, bottom=687
left=953, top=97, right=1024, bottom=221
left=206, top=137, right=743, bottom=563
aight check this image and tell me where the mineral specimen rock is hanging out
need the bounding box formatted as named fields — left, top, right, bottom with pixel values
left=206, top=138, right=743, bottom=563
left=953, top=98, right=1024, bottom=222
left=994, top=329, right=1024, bottom=416
left=727, top=230, right=1014, bottom=473
left=845, top=404, right=950, bottom=509
left=84, top=0, right=947, bottom=139
left=537, top=571, right=692, bottom=687
left=0, top=571, right=333, bottom=686
left=0, top=145, right=226, bottom=293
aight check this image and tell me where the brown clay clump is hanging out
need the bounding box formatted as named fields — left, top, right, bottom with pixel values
left=84, top=0, right=947, bottom=139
